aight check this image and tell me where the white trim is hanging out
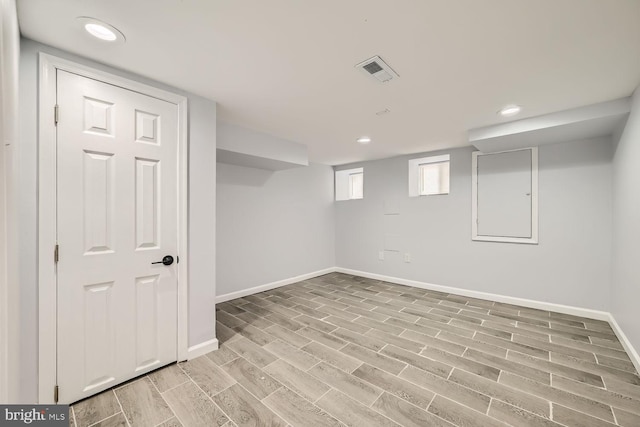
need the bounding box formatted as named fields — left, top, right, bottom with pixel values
left=472, top=147, right=539, bottom=244
left=216, top=267, right=335, bottom=303
left=334, top=267, right=610, bottom=321
left=37, top=53, right=189, bottom=403
left=607, top=314, right=640, bottom=375
left=176, top=80, right=189, bottom=363
left=187, top=338, right=219, bottom=360
left=38, top=52, right=58, bottom=405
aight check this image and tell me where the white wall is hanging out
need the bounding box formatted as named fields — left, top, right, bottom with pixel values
left=0, top=0, right=20, bottom=403
left=217, top=121, right=308, bottom=169
left=19, top=39, right=217, bottom=402
left=611, top=88, right=640, bottom=357
left=217, top=161, right=335, bottom=298
left=188, top=97, right=217, bottom=346
left=335, top=138, right=613, bottom=311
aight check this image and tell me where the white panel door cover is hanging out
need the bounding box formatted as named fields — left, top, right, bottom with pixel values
left=56, top=70, right=179, bottom=403
left=476, top=149, right=533, bottom=238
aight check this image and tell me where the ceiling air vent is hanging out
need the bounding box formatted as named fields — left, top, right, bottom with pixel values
left=355, top=56, right=399, bottom=83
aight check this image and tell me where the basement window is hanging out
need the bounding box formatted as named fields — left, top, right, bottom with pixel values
left=408, top=154, right=450, bottom=197
left=335, top=168, right=364, bottom=201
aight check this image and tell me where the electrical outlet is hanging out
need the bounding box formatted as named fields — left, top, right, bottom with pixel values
left=404, top=253, right=411, bottom=263
left=379, top=251, right=385, bottom=261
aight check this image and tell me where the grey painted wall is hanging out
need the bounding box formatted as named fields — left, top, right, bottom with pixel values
left=217, top=161, right=335, bottom=297
left=611, top=88, right=640, bottom=355
left=335, top=138, right=612, bottom=311
left=19, top=39, right=217, bottom=402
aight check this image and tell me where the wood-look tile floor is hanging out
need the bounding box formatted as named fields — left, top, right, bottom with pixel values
left=71, top=273, right=640, bottom=427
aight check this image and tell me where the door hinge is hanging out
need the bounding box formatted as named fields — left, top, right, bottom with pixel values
left=54, top=244, right=59, bottom=263
left=54, top=385, right=59, bottom=403
left=54, top=104, right=59, bottom=126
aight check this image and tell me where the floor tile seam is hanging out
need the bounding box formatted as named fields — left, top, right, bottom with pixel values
left=496, top=372, right=618, bottom=423
left=507, top=350, right=608, bottom=382
left=521, top=323, right=614, bottom=342
left=549, top=323, right=618, bottom=337
left=311, top=387, right=333, bottom=404
left=548, top=354, right=640, bottom=380
left=178, top=358, right=239, bottom=418
left=304, top=359, right=325, bottom=374
left=146, top=369, right=181, bottom=425
left=550, top=372, right=640, bottom=411
left=397, top=364, right=495, bottom=413
left=213, top=379, right=276, bottom=424
left=340, top=341, right=409, bottom=373
left=259, top=381, right=284, bottom=402
left=473, top=335, right=552, bottom=360
left=350, top=361, right=366, bottom=374
left=85, top=412, right=126, bottom=427
left=486, top=395, right=568, bottom=426
left=595, top=357, right=639, bottom=373
left=152, top=414, right=180, bottom=427
left=70, top=406, right=77, bottom=427
left=260, top=383, right=331, bottom=425
left=459, top=347, right=553, bottom=383
left=79, top=407, right=122, bottom=427
left=513, top=335, right=604, bottom=359
left=112, top=388, right=133, bottom=427
left=425, top=391, right=497, bottom=423
left=550, top=402, right=619, bottom=427
left=155, top=378, right=191, bottom=395
left=448, top=367, right=562, bottom=421
left=610, top=404, right=619, bottom=425
left=433, top=332, right=506, bottom=357
left=313, top=382, right=405, bottom=427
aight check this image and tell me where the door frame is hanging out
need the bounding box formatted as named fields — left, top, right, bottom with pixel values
left=38, top=53, right=189, bottom=403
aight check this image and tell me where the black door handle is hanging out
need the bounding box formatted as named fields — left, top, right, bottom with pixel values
left=152, top=255, right=174, bottom=266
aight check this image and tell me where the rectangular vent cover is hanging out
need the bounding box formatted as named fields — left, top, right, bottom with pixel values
left=356, top=56, right=399, bottom=83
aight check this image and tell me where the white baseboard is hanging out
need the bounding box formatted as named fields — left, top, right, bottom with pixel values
left=607, top=314, right=640, bottom=375
left=187, top=338, right=219, bottom=360
left=335, top=267, right=611, bottom=322
left=216, top=267, right=335, bottom=303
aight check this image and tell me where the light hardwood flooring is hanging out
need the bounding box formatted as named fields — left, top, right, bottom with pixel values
left=71, top=273, right=640, bottom=427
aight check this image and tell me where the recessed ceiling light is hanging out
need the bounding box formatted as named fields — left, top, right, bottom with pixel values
left=356, top=136, right=372, bottom=144
left=498, top=105, right=522, bottom=117
left=77, top=17, right=126, bottom=43
left=85, top=23, right=117, bottom=41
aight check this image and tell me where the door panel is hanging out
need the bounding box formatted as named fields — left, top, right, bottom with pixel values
left=477, top=149, right=533, bottom=238
left=56, top=70, right=179, bottom=403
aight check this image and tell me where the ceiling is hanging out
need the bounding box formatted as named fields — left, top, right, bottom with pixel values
left=17, top=0, right=640, bottom=165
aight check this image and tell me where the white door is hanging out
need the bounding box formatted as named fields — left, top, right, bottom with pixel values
left=56, top=70, right=180, bottom=403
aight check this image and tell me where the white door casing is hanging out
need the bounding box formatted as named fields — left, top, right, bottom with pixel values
left=38, top=54, right=189, bottom=404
